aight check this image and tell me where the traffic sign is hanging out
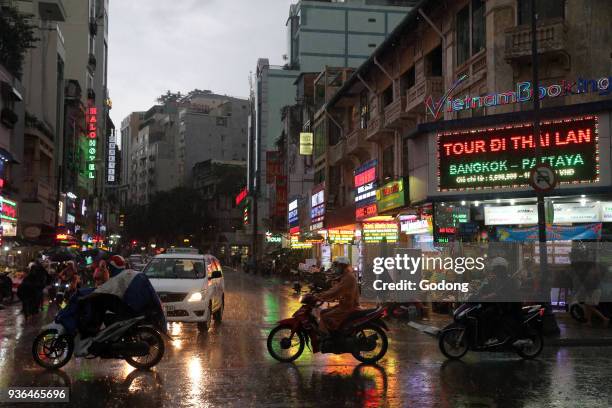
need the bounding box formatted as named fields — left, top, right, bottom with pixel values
left=529, top=163, right=557, bottom=192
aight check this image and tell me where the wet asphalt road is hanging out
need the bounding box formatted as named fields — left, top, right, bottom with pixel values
left=1, top=268, right=612, bottom=408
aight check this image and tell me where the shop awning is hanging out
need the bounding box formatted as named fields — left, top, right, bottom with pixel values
left=0, top=147, right=18, bottom=163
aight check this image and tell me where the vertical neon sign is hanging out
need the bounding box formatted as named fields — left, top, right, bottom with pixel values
left=86, top=103, right=97, bottom=179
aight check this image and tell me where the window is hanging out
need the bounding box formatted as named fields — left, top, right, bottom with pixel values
left=426, top=46, right=443, bottom=76
left=382, top=145, right=394, bottom=180
left=143, top=258, right=205, bottom=279
left=456, top=0, right=486, bottom=66
left=216, top=117, right=227, bottom=127
left=382, top=85, right=393, bottom=107
left=518, top=0, right=564, bottom=25
left=314, top=123, right=325, bottom=158
left=400, top=66, right=416, bottom=91
left=359, top=91, right=369, bottom=129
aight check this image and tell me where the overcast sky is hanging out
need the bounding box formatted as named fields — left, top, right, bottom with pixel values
left=108, top=0, right=294, bottom=130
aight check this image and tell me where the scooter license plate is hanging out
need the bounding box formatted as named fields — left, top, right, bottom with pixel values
left=164, top=305, right=175, bottom=313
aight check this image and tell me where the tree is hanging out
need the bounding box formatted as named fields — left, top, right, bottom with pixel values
left=123, top=187, right=211, bottom=247
left=0, top=6, right=38, bottom=78
left=156, top=90, right=183, bottom=105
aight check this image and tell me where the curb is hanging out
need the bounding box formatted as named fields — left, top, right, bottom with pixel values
left=407, top=321, right=612, bottom=347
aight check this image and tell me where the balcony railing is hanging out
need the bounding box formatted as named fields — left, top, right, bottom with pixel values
left=505, top=18, right=567, bottom=61
left=366, top=111, right=393, bottom=141
left=405, top=76, right=444, bottom=114
left=384, top=96, right=413, bottom=129
left=346, top=126, right=367, bottom=154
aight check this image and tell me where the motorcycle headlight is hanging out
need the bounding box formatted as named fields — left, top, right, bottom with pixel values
left=54, top=283, right=59, bottom=287
left=187, top=292, right=202, bottom=302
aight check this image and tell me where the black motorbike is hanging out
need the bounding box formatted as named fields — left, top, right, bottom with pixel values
left=438, top=303, right=545, bottom=360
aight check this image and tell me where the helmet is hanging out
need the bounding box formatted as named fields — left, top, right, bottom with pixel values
left=333, top=256, right=350, bottom=266
left=108, top=255, right=126, bottom=277
left=490, top=257, right=509, bottom=269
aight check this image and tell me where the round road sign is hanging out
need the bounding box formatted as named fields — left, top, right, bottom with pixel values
left=530, top=164, right=557, bottom=192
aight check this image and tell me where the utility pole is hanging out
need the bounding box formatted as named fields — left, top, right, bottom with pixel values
left=531, top=0, right=559, bottom=334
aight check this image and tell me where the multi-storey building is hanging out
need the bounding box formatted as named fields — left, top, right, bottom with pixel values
left=249, top=0, right=416, bottom=256
left=294, top=0, right=612, bottom=268
left=15, top=0, right=66, bottom=242
left=119, top=111, right=143, bottom=208
left=124, top=90, right=248, bottom=207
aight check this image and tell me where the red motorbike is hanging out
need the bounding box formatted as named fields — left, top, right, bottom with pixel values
left=267, top=293, right=389, bottom=364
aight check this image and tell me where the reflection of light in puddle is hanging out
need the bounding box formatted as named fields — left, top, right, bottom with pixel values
left=172, top=339, right=182, bottom=349
left=170, top=322, right=182, bottom=336
left=121, top=361, right=134, bottom=379
left=187, top=356, right=202, bottom=382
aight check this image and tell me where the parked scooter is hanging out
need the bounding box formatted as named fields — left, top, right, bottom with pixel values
left=438, top=303, right=545, bottom=360
left=267, top=293, right=389, bottom=363
left=569, top=301, right=612, bottom=323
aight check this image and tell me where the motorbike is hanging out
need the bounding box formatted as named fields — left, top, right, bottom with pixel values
left=267, top=293, right=389, bottom=364
left=569, top=301, right=612, bottom=323
left=32, top=298, right=167, bottom=370
left=438, top=303, right=545, bottom=360
left=51, top=280, right=73, bottom=306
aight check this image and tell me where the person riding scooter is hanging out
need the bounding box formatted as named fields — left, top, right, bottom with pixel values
left=314, top=257, right=360, bottom=335
left=477, top=257, right=522, bottom=345
left=77, top=255, right=166, bottom=337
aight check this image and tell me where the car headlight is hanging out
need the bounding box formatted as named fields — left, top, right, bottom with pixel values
left=187, top=292, right=202, bottom=302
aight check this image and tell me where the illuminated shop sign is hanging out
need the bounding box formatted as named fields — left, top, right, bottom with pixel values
left=427, top=76, right=611, bottom=120
left=328, top=227, right=355, bottom=244
left=376, top=179, right=406, bottom=213
left=356, top=203, right=377, bottom=221
left=235, top=187, right=248, bottom=206
left=354, top=160, right=378, bottom=220
left=107, top=131, right=117, bottom=183
left=300, top=132, right=313, bottom=155
left=290, top=234, right=312, bottom=249
left=0, top=196, right=17, bottom=237
left=400, top=214, right=433, bottom=235
left=437, top=116, right=599, bottom=191
left=310, top=184, right=325, bottom=231
left=265, top=231, right=282, bottom=243
left=485, top=205, right=538, bottom=226
left=288, top=199, right=299, bottom=228
left=86, top=103, right=97, bottom=179
left=362, top=221, right=398, bottom=243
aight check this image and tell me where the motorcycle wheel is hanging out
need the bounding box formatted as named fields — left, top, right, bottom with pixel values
left=515, top=332, right=544, bottom=359
left=32, top=329, right=74, bottom=370
left=351, top=324, right=388, bottom=364
left=267, top=324, right=305, bottom=362
left=570, top=304, right=587, bottom=323
left=439, top=327, right=469, bottom=360
left=124, top=326, right=165, bottom=369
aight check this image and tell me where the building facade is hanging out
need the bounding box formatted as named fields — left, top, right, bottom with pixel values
left=287, top=0, right=612, bottom=270
left=249, top=0, right=414, bottom=256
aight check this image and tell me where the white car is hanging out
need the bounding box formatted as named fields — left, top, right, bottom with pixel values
left=143, top=249, right=224, bottom=331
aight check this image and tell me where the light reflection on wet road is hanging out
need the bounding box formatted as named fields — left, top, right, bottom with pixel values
left=0, top=269, right=611, bottom=407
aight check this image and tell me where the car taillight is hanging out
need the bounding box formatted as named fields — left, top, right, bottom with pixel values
left=539, top=308, right=545, bottom=317
left=381, top=308, right=388, bottom=318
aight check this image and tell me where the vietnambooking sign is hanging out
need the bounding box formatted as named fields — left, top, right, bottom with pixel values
left=437, top=115, right=599, bottom=191
left=426, top=75, right=611, bottom=120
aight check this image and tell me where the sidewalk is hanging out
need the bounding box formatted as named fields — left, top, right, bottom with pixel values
left=405, top=310, right=612, bottom=347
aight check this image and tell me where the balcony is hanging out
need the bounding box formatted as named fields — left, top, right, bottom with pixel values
left=328, top=139, right=346, bottom=166
left=383, top=96, right=417, bottom=129
left=89, top=17, right=98, bottom=35
left=366, top=111, right=393, bottom=142
left=405, top=76, right=444, bottom=114
left=346, top=126, right=367, bottom=155
left=505, top=18, right=568, bottom=61
left=38, top=0, right=66, bottom=22
left=22, top=177, right=52, bottom=202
